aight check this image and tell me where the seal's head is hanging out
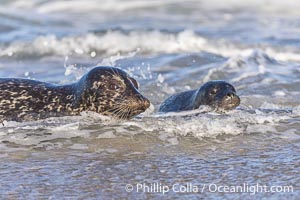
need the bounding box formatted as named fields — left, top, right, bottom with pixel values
left=75, top=66, right=150, bottom=119
left=194, top=80, right=240, bottom=111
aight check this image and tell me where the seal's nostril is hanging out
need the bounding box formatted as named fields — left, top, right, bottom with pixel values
left=227, top=93, right=234, bottom=98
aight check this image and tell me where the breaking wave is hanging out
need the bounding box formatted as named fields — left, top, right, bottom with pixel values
left=1, top=30, right=300, bottom=62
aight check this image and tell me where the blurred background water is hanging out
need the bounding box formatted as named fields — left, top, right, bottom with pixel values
left=0, top=0, right=299, bottom=199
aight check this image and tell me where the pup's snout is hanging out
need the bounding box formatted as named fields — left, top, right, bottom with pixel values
left=221, top=90, right=240, bottom=108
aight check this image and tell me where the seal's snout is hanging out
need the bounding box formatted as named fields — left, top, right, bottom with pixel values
left=136, top=94, right=150, bottom=111
left=221, top=90, right=240, bottom=110
left=143, top=97, right=151, bottom=110
left=124, top=94, right=150, bottom=118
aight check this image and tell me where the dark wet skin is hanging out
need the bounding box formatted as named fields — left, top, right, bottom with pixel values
left=0, top=66, right=150, bottom=122
left=159, top=80, right=240, bottom=112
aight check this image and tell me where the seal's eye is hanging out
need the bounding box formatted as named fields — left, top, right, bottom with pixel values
left=108, top=79, right=122, bottom=90
left=109, top=84, right=120, bottom=90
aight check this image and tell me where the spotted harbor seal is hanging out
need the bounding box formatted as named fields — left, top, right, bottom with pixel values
left=0, top=66, right=150, bottom=122
left=159, top=80, right=240, bottom=112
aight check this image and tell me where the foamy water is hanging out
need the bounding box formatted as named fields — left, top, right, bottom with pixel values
left=0, top=0, right=299, bottom=199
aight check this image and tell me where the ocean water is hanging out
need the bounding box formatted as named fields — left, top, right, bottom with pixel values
left=0, top=0, right=299, bottom=199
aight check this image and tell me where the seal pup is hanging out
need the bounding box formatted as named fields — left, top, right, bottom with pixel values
left=0, top=66, right=150, bottom=122
left=159, top=80, right=240, bottom=112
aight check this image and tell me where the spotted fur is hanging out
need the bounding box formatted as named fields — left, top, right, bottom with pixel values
left=0, top=66, right=150, bottom=122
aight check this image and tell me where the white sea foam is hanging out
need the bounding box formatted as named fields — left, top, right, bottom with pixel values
left=1, top=30, right=300, bottom=64
left=0, top=109, right=293, bottom=147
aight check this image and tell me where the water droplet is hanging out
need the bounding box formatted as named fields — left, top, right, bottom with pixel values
left=157, top=74, right=164, bottom=83
left=90, top=51, right=96, bottom=57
